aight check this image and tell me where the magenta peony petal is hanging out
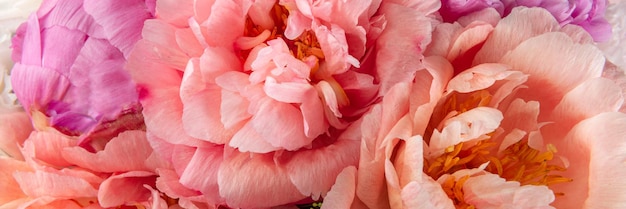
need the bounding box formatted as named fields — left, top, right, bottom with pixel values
left=83, top=0, right=153, bottom=57
left=10, top=0, right=153, bottom=140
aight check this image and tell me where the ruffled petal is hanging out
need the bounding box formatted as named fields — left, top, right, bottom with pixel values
left=83, top=0, right=153, bottom=57
left=97, top=171, right=157, bottom=208
left=320, top=166, right=357, bottom=209
left=62, top=130, right=154, bottom=173
left=218, top=152, right=306, bottom=208
left=13, top=170, right=98, bottom=198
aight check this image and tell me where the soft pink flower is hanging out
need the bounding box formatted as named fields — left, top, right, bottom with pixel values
left=438, top=0, right=612, bottom=41
left=328, top=7, right=626, bottom=208
left=9, top=0, right=154, bottom=147
left=127, top=0, right=438, bottom=207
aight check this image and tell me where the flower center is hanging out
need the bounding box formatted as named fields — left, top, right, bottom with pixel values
left=242, top=3, right=324, bottom=74
left=424, top=90, right=572, bottom=207
left=240, top=3, right=350, bottom=109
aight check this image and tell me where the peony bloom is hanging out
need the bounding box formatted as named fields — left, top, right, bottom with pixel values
left=437, top=0, right=612, bottom=41
left=1, top=0, right=175, bottom=208
left=330, top=7, right=626, bottom=208
left=127, top=0, right=436, bottom=207
left=10, top=0, right=154, bottom=148
left=0, top=130, right=173, bottom=208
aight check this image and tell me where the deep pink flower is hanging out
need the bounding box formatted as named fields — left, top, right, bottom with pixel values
left=10, top=0, right=154, bottom=147
left=127, top=0, right=437, bottom=207
left=438, top=0, right=612, bottom=41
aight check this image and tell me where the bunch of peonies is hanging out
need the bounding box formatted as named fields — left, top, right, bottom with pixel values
left=1, top=0, right=625, bottom=208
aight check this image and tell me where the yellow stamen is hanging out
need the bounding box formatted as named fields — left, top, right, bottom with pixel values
left=423, top=90, right=572, bottom=207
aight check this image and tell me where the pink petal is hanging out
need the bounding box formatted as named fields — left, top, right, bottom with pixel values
left=276, top=134, right=361, bottom=200
left=550, top=78, right=623, bottom=129
left=473, top=7, right=560, bottom=65
left=155, top=0, right=193, bottom=27
left=375, top=2, right=433, bottom=95
left=62, top=130, right=154, bottom=173
left=500, top=32, right=605, bottom=114
left=181, top=87, right=233, bottom=144
left=128, top=46, right=206, bottom=147
left=0, top=110, right=32, bottom=160
left=355, top=105, right=391, bottom=209
left=429, top=107, right=503, bottom=156
left=220, top=90, right=251, bottom=130
left=229, top=122, right=280, bottom=153
left=446, top=22, right=493, bottom=62
left=446, top=63, right=517, bottom=93
left=200, top=0, right=247, bottom=48
left=551, top=112, right=626, bottom=208
left=155, top=169, right=204, bottom=202
left=178, top=147, right=224, bottom=204
left=10, top=64, right=70, bottom=116
left=21, top=131, right=76, bottom=167
left=320, top=166, right=357, bottom=209
left=401, top=179, right=455, bottom=209
left=13, top=170, right=98, bottom=198
left=218, top=152, right=306, bottom=208
left=462, top=173, right=555, bottom=208
left=251, top=99, right=311, bottom=150
left=97, top=171, right=157, bottom=208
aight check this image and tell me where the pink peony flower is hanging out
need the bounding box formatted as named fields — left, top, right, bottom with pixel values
left=437, top=0, right=612, bottom=42
left=326, top=7, right=626, bottom=208
left=9, top=0, right=154, bottom=147
left=127, top=0, right=436, bottom=207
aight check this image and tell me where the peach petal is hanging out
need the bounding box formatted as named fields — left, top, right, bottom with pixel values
left=401, top=179, right=454, bottom=209
left=500, top=32, right=605, bottom=114
left=473, top=7, right=560, bottom=65
left=217, top=153, right=306, bottom=208
left=320, top=166, right=357, bottom=209
left=552, top=112, right=626, bottom=208
left=97, top=171, right=157, bottom=208
left=0, top=157, right=31, bottom=204
left=62, top=130, right=153, bottom=173
left=13, top=170, right=98, bottom=198
left=551, top=78, right=623, bottom=129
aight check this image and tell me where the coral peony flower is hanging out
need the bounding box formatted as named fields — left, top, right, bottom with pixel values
left=328, top=7, right=626, bottom=208
left=437, top=0, right=612, bottom=41
left=0, top=130, right=173, bottom=208
left=9, top=0, right=154, bottom=147
left=127, top=0, right=437, bottom=207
